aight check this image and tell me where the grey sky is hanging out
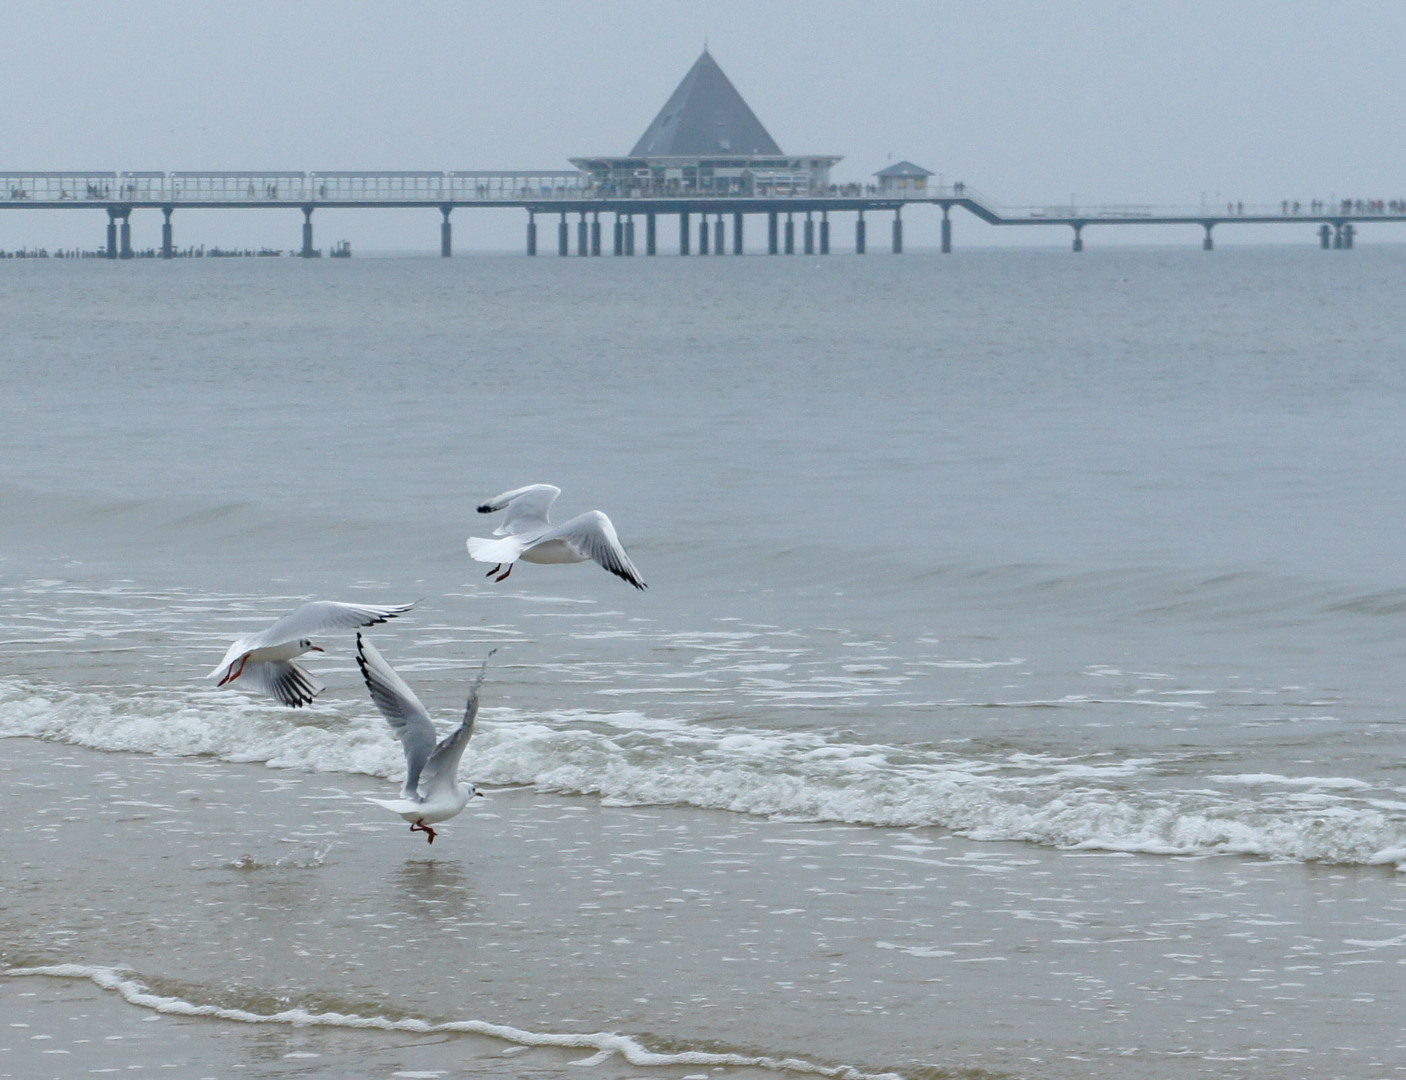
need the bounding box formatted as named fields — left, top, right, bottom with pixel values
left=4, top=0, right=1405, bottom=252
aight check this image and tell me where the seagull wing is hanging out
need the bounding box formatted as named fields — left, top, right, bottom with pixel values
left=244, top=600, right=417, bottom=652
left=238, top=660, right=324, bottom=708
left=545, top=511, right=647, bottom=590
left=477, top=484, right=560, bottom=535
left=356, top=633, right=437, bottom=800
left=419, top=650, right=495, bottom=798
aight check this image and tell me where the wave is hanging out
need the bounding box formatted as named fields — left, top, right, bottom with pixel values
left=4, top=964, right=900, bottom=1080
left=3, top=676, right=1403, bottom=868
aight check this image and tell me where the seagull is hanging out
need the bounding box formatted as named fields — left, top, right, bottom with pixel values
left=357, top=633, right=494, bottom=844
left=467, top=484, right=646, bottom=590
left=207, top=600, right=416, bottom=708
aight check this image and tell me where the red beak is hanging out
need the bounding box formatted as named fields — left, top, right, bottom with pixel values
left=311, top=645, right=324, bottom=652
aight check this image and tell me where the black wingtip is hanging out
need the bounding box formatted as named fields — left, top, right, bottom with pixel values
left=476, top=503, right=494, bottom=514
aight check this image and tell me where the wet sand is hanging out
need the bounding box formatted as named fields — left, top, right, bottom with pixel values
left=2, top=737, right=1404, bottom=1080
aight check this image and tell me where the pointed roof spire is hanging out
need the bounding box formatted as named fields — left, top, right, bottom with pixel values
left=630, top=50, right=782, bottom=157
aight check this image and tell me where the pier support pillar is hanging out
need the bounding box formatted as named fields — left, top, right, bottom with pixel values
left=106, top=210, right=118, bottom=259
left=646, top=213, right=657, bottom=255
left=613, top=213, right=623, bottom=256
left=767, top=211, right=778, bottom=254
left=441, top=207, right=453, bottom=257
left=1333, top=223, right=1343, bottom=249
left=803, top=212, right=814, bottom=255
left=699, top=215, right=710, bottom=255
left=714, top=215, right=724, bottom=255
left=820, top=212, right=830, bottom=254
left=1318, top=223, right=1332, bottom=249
left=301, top=206, right=315, bottom=258
left=1343, top=223, right=1355, bottom=249
left=119, top=211, right=132, bottom=259
left=941, top=205, right=952, bottom=253
left=559, top=213, right=569, bottom=256
left=783, top=213, right=794, bottom=254
left=577, top=213, right=588, bottom=256
left=161, top=207, right=173, bottom=259
left=679, top=212, right=690, bottom=255
left=733, top=212, right=744, bottom=254
left=590, top=214, right=601, bottom=256
left=892, top=210, right=903, bottom=254
left=626, top=215, right=635, bottom=256
left=1201, top=222, right=1213, bottom=251
left=526, top=212, right=537, bottom=256
left=1071, top=224, right=1084, bottom=253
left=855, top=211, right=866, bottom=254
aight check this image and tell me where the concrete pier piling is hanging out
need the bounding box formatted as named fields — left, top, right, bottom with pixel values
left=626, top=215, right=636, bottom=256
left=577, top=213, right=588, bottom=256
left=590, top=213, right=601, bottom=256
left=768, top=211, right=779, bottom=255
left=892, top=210, right=902, bottom=254
left=119, top=210, right=132, bottom=259
left=784, top=213, right=795, bottom=255
left=1071, top=223, right=1084, bottom=252
left=526, top=211, right=537, bottom=256
left=301, top=206, right=315, bottom=258
left=613, top=213, right=623, bottom=256
left=855, top=211, right=866, bottom=254
left=646, top=212, right=657, bottom=255
left=679, top=212, right=690, bottom=255
left=941, top=206, right=952, bottom=253
left=559, top=213, right=569, bottom=256
left=1319, top=223, right=1332, bottom=249
left=441, top=207, right=453, bottom=257
left=804, top=212, right=814, bottom=255
left=713, top=215, right=724, bottom=255
left=820, top=212, right=830, bottom=254
left=105, top=210, right=118, bottom=259
left=1202, top=222, right=1213, bottom=251
left=161, top=207, right=173, bottom=258
left=699, top=214, right=710, bottom=255
left=732, top=212, right=744, bottom=255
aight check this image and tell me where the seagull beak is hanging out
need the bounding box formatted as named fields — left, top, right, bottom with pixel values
left=311, top=645, right=325, bottom=652
left=474, top=790, right=486, bottom=797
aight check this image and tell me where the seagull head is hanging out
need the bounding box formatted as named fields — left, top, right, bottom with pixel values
left=298, top=638, right=325, bottom=655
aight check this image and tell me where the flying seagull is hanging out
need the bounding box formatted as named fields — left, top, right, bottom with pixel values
left=357, top=633, right=494, bottom=843
left=207, top=600, right=416, bottom=708
left=467, top=483, right=646, bottom=590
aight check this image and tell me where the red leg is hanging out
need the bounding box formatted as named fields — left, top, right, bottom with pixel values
left=486, top=564, right=501, bottom=578
left=495, top=564, right=513, bottom=582
left=218, top=654, right=248, bottom=687
left=410, top=819, right=437, bottom=844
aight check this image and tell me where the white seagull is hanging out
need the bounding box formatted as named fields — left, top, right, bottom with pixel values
left=207, top=600, right=416, bottom=708
left=357, top=633, right=494, bottom=844
left=467, top=484, right=646, bottom=590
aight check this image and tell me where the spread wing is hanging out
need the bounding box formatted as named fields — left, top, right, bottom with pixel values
left=419, top=650, right=495, bottom=799
left=477, top=484, right=560, bottom=535
left=356, top=633, right=437, bottom=801
left=545, top=511, right=647, bottom=590
left=248, top=600, right=417, bottom=651
left=238, top=660, right=324, bottom=708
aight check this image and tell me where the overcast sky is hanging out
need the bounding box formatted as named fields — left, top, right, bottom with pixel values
left=4, top=0, right=1405, bottom=252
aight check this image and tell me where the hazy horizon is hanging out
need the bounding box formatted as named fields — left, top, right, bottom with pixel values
left=5, top=0, right=1405, bottom=253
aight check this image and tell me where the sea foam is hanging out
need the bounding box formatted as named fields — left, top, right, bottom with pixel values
left=2, top=677, right=1403, bottom=867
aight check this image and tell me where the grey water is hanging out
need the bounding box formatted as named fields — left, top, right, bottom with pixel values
left=1, top=248, right=1404, bottom=1080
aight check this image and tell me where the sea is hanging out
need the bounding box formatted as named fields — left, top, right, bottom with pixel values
left=1, top=246, right=1403, bottom=1080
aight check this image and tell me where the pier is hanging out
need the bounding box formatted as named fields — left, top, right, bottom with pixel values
left=3, top=51, right=1400, bottom=258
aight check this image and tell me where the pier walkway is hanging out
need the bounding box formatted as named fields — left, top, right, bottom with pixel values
left=1, top=170, right=1396, bottom=256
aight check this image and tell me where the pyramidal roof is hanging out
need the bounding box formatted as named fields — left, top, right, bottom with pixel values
left=630, top=50, right=783, bottom=157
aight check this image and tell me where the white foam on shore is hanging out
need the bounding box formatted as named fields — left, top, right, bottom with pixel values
left=4, top=965, right=901, bottom=1080
left=2, top=676, right=1404, bottom=867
